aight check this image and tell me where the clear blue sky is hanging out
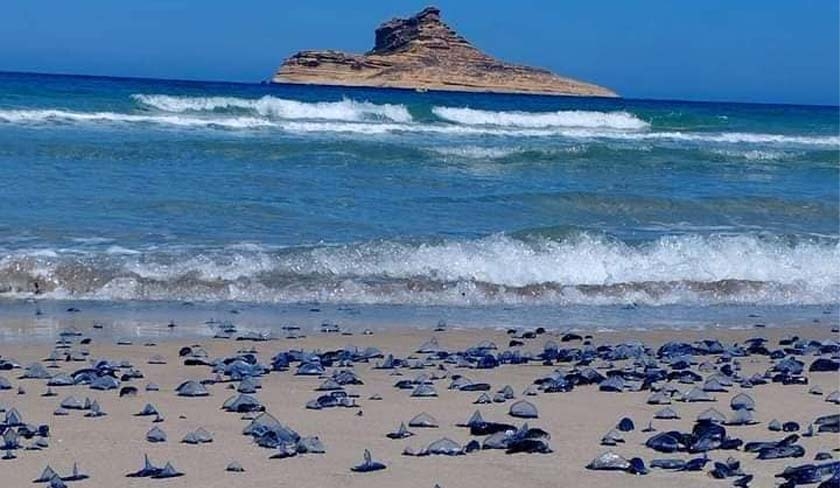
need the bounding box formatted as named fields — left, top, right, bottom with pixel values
left=2, top=0, right=838, bottom=105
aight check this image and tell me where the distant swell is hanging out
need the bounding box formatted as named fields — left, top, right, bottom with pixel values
left=1, top=233, right=837, bottom=306
left=432, top=106, right=650, bottom=130
left=0, top=109, right=274, bottom=129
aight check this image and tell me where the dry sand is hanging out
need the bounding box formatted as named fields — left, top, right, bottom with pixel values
left=0, top=324, right=838, bottom=487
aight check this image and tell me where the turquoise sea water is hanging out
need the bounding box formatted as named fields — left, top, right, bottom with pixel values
left=0, top=71, right=837, bottom=329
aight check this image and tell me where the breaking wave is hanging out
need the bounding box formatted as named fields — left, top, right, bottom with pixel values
left=132, top=94, right=413, bottom=123
left=432, top=106, right=650, bottom=130
left=1, top=233, right=837, bottom=306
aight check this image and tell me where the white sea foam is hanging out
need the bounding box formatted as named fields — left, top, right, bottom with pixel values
left=2, top=234, right=838, bottom=306
left=432, top=106, right=650, bottom=130
left=70, top=237, right=115, bottom=245
left=133, top=94, right=413, bottom=123
left=430, top=146, right=519, bottom=159
left=709, top=149, right=805, bottom=161
left=105, top=245, right=141, bottom=255
left=430, top=144, right=590, bottom=159
left=637, top=131, right=840, bottom=147
left=291, top=233, right=839, bottom=291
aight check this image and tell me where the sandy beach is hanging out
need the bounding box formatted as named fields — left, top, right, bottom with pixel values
left=1, top=321, right=838, bottom=488
left=1, top=2, right=838, bottom=487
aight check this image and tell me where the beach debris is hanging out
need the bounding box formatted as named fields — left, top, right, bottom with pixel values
left=126, top=454, right=159, bottom=477
left=416, top=338, right=441, bottom=354
left=654, top=406, right=680, bottom=420
left=22, top=363, right=51, bottom=380
left=473, top=392, right=492, bottom=404
left=697, top=407, right=727, bottom=423
left=410, top=384, right=438, bottom=398
left=480, top=423, right=551, bottom=454
left=386, top=422, right=414, bottom=439
left=47, top=474, right=67, bottom=488
left=176, top=380, right=209, bottom=397
left=182, top=427, right=213, bottom=445
left=351, top=449, right=386, bottom=472
left=774, top=460, right=840, bottom=485
left=47, top=373, right=76, bottom=386
left=146, top=426, right=167, bottom=443
left=601, top=429, right=624, bottom=446
left=305, top=391, right=356, bottom=410
left=296, top=436, right=326, bottom=454
left=652, top=458, right=692, bottom=470
left=242, top=412, right=303, bottom=451
left=153, top=462, right=184, bottom=479
left=599, top=376, right=624, bottom=392
left=126, top=454, right=184, bottom=479
left=84, top=400, right=106, bottom=417
left=809, top=358, right=839, bottom=372
left=457, top=410, right=485, bottom=428
left=469, top=418, right=516, bottom=436
left=725, top=408, right=757, bottom=426
left=815, top=414, right=839, bottom=433
left=135, top=403, right=159, bottom=416
left=222, top=394, right=264, bottom=413
left=60, top=396, right=85, bottom=410
left=422, top=437, right=464, bottom=456
left=295, top=362, right=325, bottom=376
left=730, top=392, right=756, bottom=411
left=684, top=387, right=715, bottom=402
left=509, top=399, right=538, bottom=419
left=647, top=391, right=671, bottom=405
left=268, top=442, right=298, bottom=459
left=744, top=434, right=805, bottom=459
left=34, top=465, right=58, bottom=483
left=119, top=385, right=138, bottom=397
left=586, top=451, right=646, bottom=475
left=408, top=412, right=438, bottom=428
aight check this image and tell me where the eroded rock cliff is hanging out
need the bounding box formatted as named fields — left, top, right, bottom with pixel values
left=273, top=7, right=616, bottom=97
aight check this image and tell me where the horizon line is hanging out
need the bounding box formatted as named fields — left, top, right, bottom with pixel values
left=1, top=69, right=838, bottom=109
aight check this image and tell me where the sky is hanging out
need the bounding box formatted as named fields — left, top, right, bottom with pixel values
left=1, top=0, right=838, bottom=105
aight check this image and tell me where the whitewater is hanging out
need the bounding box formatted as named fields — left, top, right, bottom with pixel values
left=1, top=233, right=838, bottom=306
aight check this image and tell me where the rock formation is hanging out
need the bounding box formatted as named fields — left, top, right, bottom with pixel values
left=273, top=7, right=616, bottom=97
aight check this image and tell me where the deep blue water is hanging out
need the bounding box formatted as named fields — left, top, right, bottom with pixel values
left=0, top=71, right=837, bottom=318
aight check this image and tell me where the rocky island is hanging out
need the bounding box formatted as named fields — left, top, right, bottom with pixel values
left=273, top=7, right=616, bottom=97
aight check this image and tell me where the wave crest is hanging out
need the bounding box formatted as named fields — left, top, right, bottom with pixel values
left=432, top=106, right=650, bottom=130
left=132, top=94, right=413, bottom=123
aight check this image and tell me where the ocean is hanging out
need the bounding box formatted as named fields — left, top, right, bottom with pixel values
left=0, top=71, right=837, bottom=333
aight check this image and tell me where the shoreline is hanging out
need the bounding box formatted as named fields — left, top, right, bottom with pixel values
left=0, top=298, right=836, bottom=344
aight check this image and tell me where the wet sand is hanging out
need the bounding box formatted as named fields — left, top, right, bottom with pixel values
left=0, top=323, right=838, bottom=487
